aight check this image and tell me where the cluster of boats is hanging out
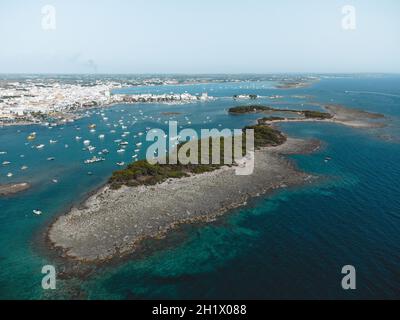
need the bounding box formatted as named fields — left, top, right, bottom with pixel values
left=1, top=106, right=216, bottom=181
left=84, top=156, right=105, bottom=164
left=0, top=95, right=225, bottom=221
left=79, top=115, right=148, bottom=166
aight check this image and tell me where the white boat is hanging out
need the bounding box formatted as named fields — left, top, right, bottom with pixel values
left=119, top=141, right=129, bottom=146
left=117, top=149, right=125, bottom=153
left=83, top=140, right=91, bottom=146
left=75, top=136, right=82, bottom=141
left=99, top=134, right=105, bottom=139
left=2, top=161, right=11, bottom=166
left=33, top=210, right=42, bottom=216
left=88, top=146, right=96, bottom=152
left=47, top=157, right=55, bottom=161
left=21, top=166, right=28, bottom=170
left=7, top=172, right=13, bottom=177
left=52, top=179, right=58, bottom=183
left=49, top=140, right=58, bottom=144
left=0, top=151, right=7, bottom=155
left=84, top=156, right=105, bottom=164
left=101, top=149, right=110, bottom=155
left=36, top=144, right=45, bottom=150
left=116, top=162, right=125, bottom=166
left=136, top=142, right=143, bottom=147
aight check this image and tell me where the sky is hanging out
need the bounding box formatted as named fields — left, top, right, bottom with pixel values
left=0, top=0, right=399, bottom=74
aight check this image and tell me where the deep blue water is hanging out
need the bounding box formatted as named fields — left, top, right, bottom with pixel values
left=0, top=75, right=399, bottom=299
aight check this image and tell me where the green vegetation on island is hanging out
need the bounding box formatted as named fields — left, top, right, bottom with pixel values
left=228, top=105, right=273, bottom=114
left=229, top=105, right=333, bottom=120
left=109, top=124, right=286, bottom=189
left=245, top=124, right=286, bottom=147
left=303, top=110, right=333, bottom=119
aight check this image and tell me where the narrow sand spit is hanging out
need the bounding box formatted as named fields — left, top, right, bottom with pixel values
left=48, top=138, right=320, bottom=262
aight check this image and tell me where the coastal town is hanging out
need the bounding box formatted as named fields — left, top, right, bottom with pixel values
left=0, top=78, right=212, bottom=126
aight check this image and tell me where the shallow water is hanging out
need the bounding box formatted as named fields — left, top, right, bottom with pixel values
left=0, top=75, right=399, bottom=299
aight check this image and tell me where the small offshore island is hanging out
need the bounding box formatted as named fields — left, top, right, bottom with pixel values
left=48, top=103, right=385, bottom=263
left=229, top=104, right=385, bottom=128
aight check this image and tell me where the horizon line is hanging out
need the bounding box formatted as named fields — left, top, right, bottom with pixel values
left=0, top=72, right=399, bottom=76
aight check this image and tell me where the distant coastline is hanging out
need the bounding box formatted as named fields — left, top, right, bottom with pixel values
left=0, top=75, right=319, bottom=127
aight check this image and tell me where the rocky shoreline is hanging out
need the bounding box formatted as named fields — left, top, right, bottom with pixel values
left=48, top=138, right=320, bottom=263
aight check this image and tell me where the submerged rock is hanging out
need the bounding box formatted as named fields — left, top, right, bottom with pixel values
left=0, top=183, right=31, bottom=196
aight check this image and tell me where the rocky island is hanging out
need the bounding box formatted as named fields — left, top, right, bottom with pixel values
left=48, top=124, right=318, bottom=262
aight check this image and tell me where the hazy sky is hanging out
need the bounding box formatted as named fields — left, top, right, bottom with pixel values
left=0, top=0, right=399, bottom=73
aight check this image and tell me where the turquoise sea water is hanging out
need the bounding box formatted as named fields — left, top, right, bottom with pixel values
left=0, top=75, right=399, bottom=299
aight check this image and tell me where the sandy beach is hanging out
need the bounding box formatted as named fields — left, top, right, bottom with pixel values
left=48, top=138, right=320, bottom=262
